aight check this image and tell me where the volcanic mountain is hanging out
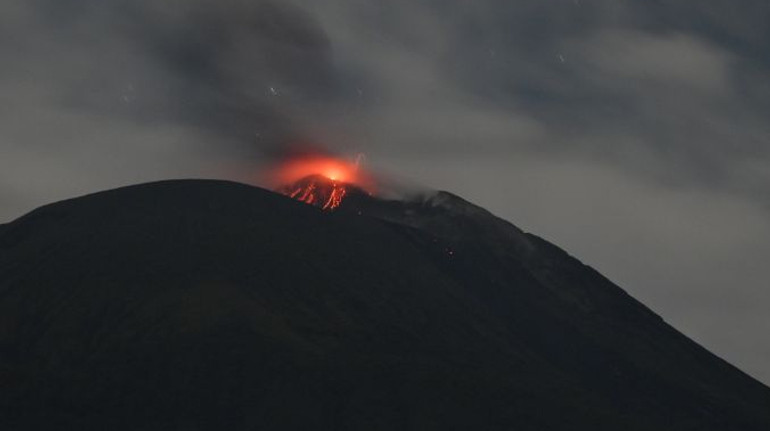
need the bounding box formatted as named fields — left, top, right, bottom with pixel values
left=278, top=174, right=362, bottom=210
left=1, top=179, right=769, bottom=430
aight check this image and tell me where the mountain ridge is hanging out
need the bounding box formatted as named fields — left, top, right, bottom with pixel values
left=1, top=179, right=768, bottom=430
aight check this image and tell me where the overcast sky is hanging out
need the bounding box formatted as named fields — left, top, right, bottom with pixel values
left=2, top=0, right=769, bottom=384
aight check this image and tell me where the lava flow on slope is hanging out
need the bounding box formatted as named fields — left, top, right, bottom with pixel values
left=268, top=154, right=375, bottom=210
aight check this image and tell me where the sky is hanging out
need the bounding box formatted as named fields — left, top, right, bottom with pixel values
left=1, top=0, right=769, bottom=384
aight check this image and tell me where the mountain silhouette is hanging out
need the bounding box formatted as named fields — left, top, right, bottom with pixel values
left=1, top=179, right=768, bottom=430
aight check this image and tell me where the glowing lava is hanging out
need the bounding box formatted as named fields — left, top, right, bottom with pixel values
left=268, top=154, right=374, bottom=211
left=284, top=175, right=348, bottom=210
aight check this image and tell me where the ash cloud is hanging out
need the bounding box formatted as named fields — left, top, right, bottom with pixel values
left=0, top=0, right=339, bottom=210
left=2, top=0, right=770, bottom=383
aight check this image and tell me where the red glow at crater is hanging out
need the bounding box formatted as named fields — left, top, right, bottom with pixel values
left=272, top=155, right=364, bottom=185
left=267, top=153, right=375, bottom=210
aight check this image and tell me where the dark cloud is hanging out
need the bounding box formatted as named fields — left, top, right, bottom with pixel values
left=2, top=0, right=338, bottom=155
left=121, top=0, right=337, bottom=141
left=301, top=0, right=770, bottom=203
left=1, top=0, right=769, bottom=383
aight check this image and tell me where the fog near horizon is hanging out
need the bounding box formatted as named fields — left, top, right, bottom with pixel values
left=2, top=0, right=769, bottom=384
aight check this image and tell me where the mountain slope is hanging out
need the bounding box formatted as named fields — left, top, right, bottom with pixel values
left=342, top=189, right=770, bottom=429
left=0, top=180, right=768, bottom=430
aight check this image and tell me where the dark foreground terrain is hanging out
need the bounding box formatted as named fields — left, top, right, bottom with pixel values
left=1, top=180, right=768, bottom=430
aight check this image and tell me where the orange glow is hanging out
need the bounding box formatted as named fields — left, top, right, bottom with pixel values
left=324, top=185, right=347, bottom=210
left=268, top=153, right=375, bottom=211
left=269, top=155, right=371, bottom=188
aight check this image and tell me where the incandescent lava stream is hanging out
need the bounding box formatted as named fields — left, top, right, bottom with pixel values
left=268, top=154, right=375, bottom=210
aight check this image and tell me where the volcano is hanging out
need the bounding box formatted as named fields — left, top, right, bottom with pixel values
left=1, top=180, right=769, bottom=430
left=278, top=175, right=367, bottom=210
left=267, top=153, right=375, bottom=211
